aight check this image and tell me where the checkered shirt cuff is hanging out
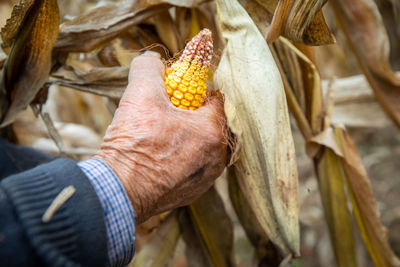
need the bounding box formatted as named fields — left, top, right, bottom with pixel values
left=78, top=158, right=136, bottom=267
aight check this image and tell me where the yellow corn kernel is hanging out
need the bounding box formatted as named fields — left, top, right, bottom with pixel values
left=188, top=86, right=196, bottom=95
left=181, top=99, right=191, bottom=107
left=182, top=80, right=190, bottom=86
left=169, top=80, right=178, bottom=89
left=164, top=29, right=213, bottom=110
left=173, top=90, right=184, bottom=100
left=184, top=93, right=194, bottom=101
left=178, top=84, right=188, bottom=93
left=170, top=97, right=180, bottom=106
left=191, top=100, right=200, bottom=107
left=189, top=80, right=198, bottom=87
left=173, top=76, right=181, bottom=83
left=166, top=86, right=173, bottom=95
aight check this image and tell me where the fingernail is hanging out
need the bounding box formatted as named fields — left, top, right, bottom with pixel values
left=143, top=50, right=160, bottom=58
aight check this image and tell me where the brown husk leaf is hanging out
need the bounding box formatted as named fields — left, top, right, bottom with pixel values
left=267, top=0, right=335, bottom=45
left=0, top=0, right=60, bottom=127
left=331, top=0, right=400, bottom=128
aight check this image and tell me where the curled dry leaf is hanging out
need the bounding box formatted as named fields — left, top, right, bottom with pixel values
left=54, top=0, right=210, bottom=52
left=0, top=0, right=34, bottom=49
left=238, top=0, right=273, bottom=37
left=130, top=212, right=180, bottom=267
left=267, top=0, right=335, bottom=45
left=0, top=0, right=60, bottom=127
left=334, top=127, right=400, bottom=267
left=215, top=0, right=299, bottom=256
left=180, top=187, right=234, bottom=267
left=49, top=66, right=129, bottom=98
left=306, top=125, right=400, bottom=266
left=331, top=0, right=400, bottom=128
left=54, top=2, right=168, bottom=52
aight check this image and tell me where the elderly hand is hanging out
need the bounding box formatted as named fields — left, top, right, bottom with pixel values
left=95, top=52, right=227, bottom=224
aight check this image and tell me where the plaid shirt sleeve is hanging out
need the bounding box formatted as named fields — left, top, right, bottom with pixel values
left=78, top=158, right=136, bottom=267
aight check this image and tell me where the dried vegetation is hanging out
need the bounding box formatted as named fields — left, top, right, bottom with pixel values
left=0, top=0, right=399, bottom=266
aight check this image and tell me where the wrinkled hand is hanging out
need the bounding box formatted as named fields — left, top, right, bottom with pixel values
left=95, top=52, right=227, bottom=224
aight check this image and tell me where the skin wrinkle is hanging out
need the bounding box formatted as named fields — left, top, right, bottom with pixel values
left=96, top=52, right=227, bottom=223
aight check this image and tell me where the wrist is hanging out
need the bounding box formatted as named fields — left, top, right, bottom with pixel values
left=94, top=147, right=157, bottom=224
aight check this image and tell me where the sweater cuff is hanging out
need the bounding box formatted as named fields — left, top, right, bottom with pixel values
left=78, top=158, right=136, bottom=267
left=0, top=158, right=108, bottom=267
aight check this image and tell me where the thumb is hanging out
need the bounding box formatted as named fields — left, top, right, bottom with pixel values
left=122, top=51, right=166, bottom=104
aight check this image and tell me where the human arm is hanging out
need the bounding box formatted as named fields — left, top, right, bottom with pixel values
left=0, top=51, right=227, bottom=267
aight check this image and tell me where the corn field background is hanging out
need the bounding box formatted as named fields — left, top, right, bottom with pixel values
left=0, top=0, right=400, bottom=266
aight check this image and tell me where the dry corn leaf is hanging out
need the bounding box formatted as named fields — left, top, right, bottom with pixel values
left=321, top=74, right=392, bottom=128
left=0, top=48, right=6, bottom=68
left=267, top=0, right=335, bottom=45
left=188, top=9, right=202, bottom=39
left=306, top=124, right=400, bottom=266
left=271, top=39, right=359, bottom=265
left=253, top=0, right=277, bottom=14
left=276, top=38, right=323, bottom=134
left=334, top=127, right=400, bottom=267
left=162, top=0, right=209, bottom=6
left=272, top=41, right=306, bottom=114
left=215, top=0, right=299, bottom=255
left=153, top=10, right=181, bottom=54
left=270, top=45, right=313, bottom=140
left=227, top=167, right=270, bottom=255
left=54, top=0, right=210, bottom=52
left=179, top=208, right=211, bottom=267
left=306, top=127, right=343, bottom=158
left=0, top=0, right=60, bottom=127
left=130, top=212, right=180, bottom=267
left=238, top=0, right=272, bottom=37
left=13, top=108, right=102, bottom=157
left=175, top=7, right=191, bottom=46
left=0, top=0, right=34, bottom=49
left=54, top=2, right=168, bottom=52
left=331, top=0, right=400, bottom=127
left=180, top=187, right=234, bottom=267
left=49, top=66, right=128, bottom=98
left=98, top=36, right=142, bottom=67
left=316, top=147, right=358, bottom=267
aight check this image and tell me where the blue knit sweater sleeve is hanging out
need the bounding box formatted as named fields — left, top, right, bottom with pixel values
left=0, top=158, right=108, bottom=267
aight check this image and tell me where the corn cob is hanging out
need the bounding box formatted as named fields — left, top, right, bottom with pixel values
left=164, top=29, right=213, bottom=110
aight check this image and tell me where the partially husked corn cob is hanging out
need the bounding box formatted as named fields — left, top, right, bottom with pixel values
left=164, top=29, right=213, bottom=110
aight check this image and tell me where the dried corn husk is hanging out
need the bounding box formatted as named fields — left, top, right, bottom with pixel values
left=215, top=0, right=299, bottom=256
